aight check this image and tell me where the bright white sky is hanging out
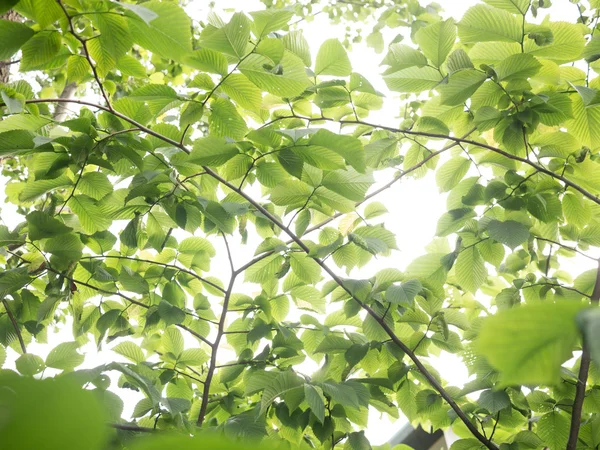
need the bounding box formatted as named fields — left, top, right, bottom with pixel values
left=0, top=0, right=586, bottom=446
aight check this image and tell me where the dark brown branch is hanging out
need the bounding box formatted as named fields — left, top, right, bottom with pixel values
left=200, top=159, right=498, bottom=450
left=57, top=0, right=113, bottom=111
left=197, top=235, right=237, bottom=426
left=566, top=258, right=600, bottom=450
left=2, top=299, right=26, bottom=354
left=267, top=114, right=600, bottom=206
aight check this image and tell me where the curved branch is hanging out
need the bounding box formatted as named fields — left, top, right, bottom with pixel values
left=197, top=234, right=237, bottom=426
left=567, top=258, right=600, bottom=450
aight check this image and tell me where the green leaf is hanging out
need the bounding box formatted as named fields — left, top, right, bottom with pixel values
left=240, top=51, right=310, bottom=98
left=270, top=180, right=313, bottom=206
left=45, top=341, right=84, bottom=371
left=495, top=53, right=542, bottom=81
left=383, top=66, right=442, bottom=93
left=477, top=302, right=584, bottom=386
left=322, top=169, right=374, bottom=202
left=260, top=371, right=303, bottom=414
left=19, top=30, right=61, bottom=72
left=414, top=19, right=456, bottom=67
left=455, top=247, right=487, bottom=293
left=0, top=373, right=108, bottom=450
left=128, top=1, right=192, bottom=62
left=162, top=327, right=184, bottom=358
left=250, top=9, right=294, bottom=37
left=525, top=22, right=585, bottom=63
left=112, top=341, right=146, bottom=364
left=537, top=411, right=570, bottom=450
left=385, top=280, right=422, bottom=307
left=189, top=136, right=239, bottom=166
left=43, top=233, right=83, bottom=264
left=487, top=219, right=530, bottom=249
left=199, top=12, right=251, bottom=59
left=209, top=97, right=248, bottom=140
left=344, top=431, right=371, bottom=450
left=290, top=253, right=321, bottom=284
left=221, top=73, right=262, bottom=111
left=478, top=389, right=511, bottom=414
left=304, top=384, right=325, bottom=423
left=482, top=0, right=530, bottom=14
left=185, top=48, right=228, bottom=75
left=0, top=19, right=34, bottom=60
left=282, top=30, right=311, bottom=66
left=458, top=4, right=522, bottom=43
left=308, top=129, right=365, bottom=173
left=315, top=39, right=352, bottom=76
left=68, top=195, right=112, bottom=234
left=439, top=69, right=487, bottom=106
left=26, top=211, right=72, bottom=240
left=78, top=172, right=113, bottom=200
left=436, top=157, right=471, bottom=192
left=16, top=353, right=45, bottom=376
left=245, top=254, right=285, bottom=284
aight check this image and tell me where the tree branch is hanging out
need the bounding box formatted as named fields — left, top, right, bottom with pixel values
left=197, top=234, right=237, bottom=426
left=566, top=258, right=600, bottom=450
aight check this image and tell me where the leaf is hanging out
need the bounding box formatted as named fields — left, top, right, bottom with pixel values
left=344, top=431, right=371, bottom=450
left=199, top=12, right=251, bottom=59
left=308, top=129, right=365, bottom=173
left=78, top=172, right=113, bottom=200
left=189, top=136, right=239, bottom=166
left=304, top=384, right=325, bottom=423
left=16, top=353, right=45, bottom=376
left=45, top=342, right=84, bottom=371
left=477, top=302, right=584, bottom=386
left=250, top=9, right=294, bottom=37
left=415, top=19, right=456, bottom=67
left=68, top=195, right=112, bottom=234
left=290, top=253, right=321, bottom=284
left=439, top=69, right=487, bottom=106
left=383, top=66, right=442, bottom=93
left=270, top=180, right=313, bottom=206
left=482, top=0, right=530, bottom=14
left=260, top=371, right=303, bottom=414
left=525, top=22, right=585, bottom=63
left=128, top=1, right=192, bottom=62
left=487, top=219, right=530, bottom=249
left=385, top=280, right=422, bottom=307
left=0, top=19, right=34, bottom=60
left=221, top=73, right=263, bottom=110
left=495, top=53, right=542, bottom=81
left=315, top=39, right=352, bottom=76
left=26, top=211, right=72, bottom=240
left=455, top=247, right=487, bottom=293
left=43, top=233, right=83, bottom=264
left=240, top=52, right=310, bottom=98
left=20, top=174, right=72, bottom=202
left=282, top=30, right=311, bottom=66
left=478, top=389, right=511, bottom=414
left=185, top=48, right=228, bottom=75
left=209, top=98, right=248, bottom=140
left=537, top=411, right=570, bottom=450
left=112, top=341, right=146, bottom=364
left=436, top=157, right=471, bottom=192
left=245, top=254, right=285, bottom=284
left=321, top=169, right=374, bottom=202
left=458, top=4, right=522, bottom=43
left=162, top=327, right=184, bottom=358
left=19, top=30, right=61, bottom=71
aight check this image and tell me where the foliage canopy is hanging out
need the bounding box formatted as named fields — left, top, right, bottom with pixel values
left=1, top=0, right=600, bottom=449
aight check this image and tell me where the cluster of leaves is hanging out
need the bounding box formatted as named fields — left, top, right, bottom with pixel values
left=1, top=0, right=600, bottom=450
